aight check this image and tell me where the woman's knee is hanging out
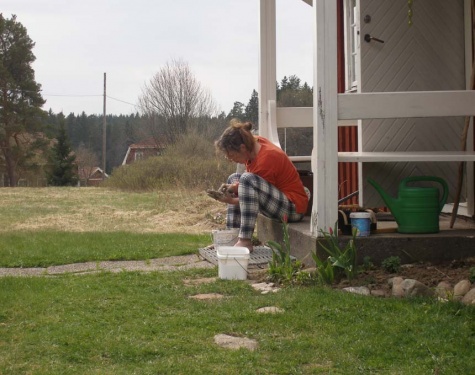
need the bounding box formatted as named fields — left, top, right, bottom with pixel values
left=238, top=172, right=256, bottom=185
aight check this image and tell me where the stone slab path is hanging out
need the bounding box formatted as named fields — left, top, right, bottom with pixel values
left=0, top=254, right=215, bottom=277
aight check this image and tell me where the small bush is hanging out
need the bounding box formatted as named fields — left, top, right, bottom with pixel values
left=104, top=132, right=235, bottom=191
left=382, top=256, right=401, bottom=273
left=362, top=256, right=375, bottom=271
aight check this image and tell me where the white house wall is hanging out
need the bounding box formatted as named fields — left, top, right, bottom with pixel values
left=359, top=0, right=468, bottom=206
left=259, top=0, right=474, bottom=234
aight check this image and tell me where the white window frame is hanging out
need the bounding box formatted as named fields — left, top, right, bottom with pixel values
left=134, top=150, right=144, bottom=161
left=343, top=0, right=360, bottom=92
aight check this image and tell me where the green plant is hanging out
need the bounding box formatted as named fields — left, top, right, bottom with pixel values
left=382, top=256, right=401, bottom=273
left=293, top=269, right=316, bottom=285
left=313, top=221, right=358, bottom=283
left=363, top=256, right=375, bottom=271
left=469, top=267, right=475, bottom=284
left=312, top=254, right=336, bottom=285
left=266, top=215, right=302, bottom=284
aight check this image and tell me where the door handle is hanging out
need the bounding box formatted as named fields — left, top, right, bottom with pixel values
left=364, top=34, right=384, bottom=43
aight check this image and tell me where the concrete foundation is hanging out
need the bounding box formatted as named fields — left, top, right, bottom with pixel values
left=257, top=213, right=475, bottom=267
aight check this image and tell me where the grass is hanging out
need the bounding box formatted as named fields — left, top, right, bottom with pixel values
left=0, top=231, right=209, bottom=267
left=1, top=270, right=474, bottom=374
left=0, top=187, right=220, bottom=267
left=0, top=187, right=225, bottom=234
left=0, top=187, right=474, bottom=374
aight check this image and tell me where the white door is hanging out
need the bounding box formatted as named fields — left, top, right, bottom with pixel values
left=353, top=0, right=467, bottom=206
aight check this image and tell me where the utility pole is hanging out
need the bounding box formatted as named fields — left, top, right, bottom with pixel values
left=102, top=72, right=107, bottom=180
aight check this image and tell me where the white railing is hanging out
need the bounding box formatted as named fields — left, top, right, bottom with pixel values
left=272, top=90, right=475, bottom=163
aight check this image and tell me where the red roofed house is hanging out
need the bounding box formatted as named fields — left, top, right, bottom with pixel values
left=121, top=138, right=166, bottom=166
left=78, top=166, right=108, bottom=187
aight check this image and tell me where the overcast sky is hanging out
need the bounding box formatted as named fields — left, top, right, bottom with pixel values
left=4, top=0, right=313, bottom=116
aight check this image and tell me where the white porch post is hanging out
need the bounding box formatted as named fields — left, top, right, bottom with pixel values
left=258, top=0, right=277, bottom=141
left=311, top=0, right=339, bottom=235
left=464, top=0, right=474, bottom=216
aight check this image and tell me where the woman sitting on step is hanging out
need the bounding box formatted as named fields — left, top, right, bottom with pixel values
left=211, top=119, right=309, bottom=252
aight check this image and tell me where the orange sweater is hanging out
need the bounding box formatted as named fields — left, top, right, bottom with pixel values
left=246, top=137, right=308, bottom=214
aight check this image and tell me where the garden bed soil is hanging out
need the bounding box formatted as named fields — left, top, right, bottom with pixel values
left=334, top=257, right=475, bottom=293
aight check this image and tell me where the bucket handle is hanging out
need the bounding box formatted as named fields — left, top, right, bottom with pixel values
left=222, top=255, right=249, bottom=275
left=399, top=176, right=449, bottom=213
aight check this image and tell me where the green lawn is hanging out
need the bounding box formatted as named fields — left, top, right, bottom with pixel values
left=1, top=270, right=474, bottom=374
left=0, top=187, right=474, bottom=374
left=0, top=231, right=209, bottom=267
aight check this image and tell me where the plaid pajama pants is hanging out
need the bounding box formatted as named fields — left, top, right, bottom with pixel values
left=226, top=172, right=304, bottom=239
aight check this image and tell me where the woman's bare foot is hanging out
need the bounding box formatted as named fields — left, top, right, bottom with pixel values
left=234, top=238, right=253, bottom=253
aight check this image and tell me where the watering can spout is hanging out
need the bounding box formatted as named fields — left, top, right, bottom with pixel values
left=367, top=178, right=400, bottom=218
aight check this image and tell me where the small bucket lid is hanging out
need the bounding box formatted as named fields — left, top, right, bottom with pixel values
left=212, top=229, right=239, bottom=235
left=216, top=246, right=250, bottom=257
left=349, top=212, right=371, bottom=219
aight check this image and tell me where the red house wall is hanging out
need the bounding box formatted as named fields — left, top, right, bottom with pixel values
left=337, top=0, right=359, bottom=205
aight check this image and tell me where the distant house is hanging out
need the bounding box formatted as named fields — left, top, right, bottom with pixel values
left=78, top=166, right=108, bottom=187
left=121, top=138, right=166, bottom=165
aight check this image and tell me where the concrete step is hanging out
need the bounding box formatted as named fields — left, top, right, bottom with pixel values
left=257, top=213, right=475, bottom=267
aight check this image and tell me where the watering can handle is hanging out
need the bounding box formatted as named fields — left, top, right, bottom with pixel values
left=399, top=176, right=449, bottom=213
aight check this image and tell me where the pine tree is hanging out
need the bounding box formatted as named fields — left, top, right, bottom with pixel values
left=47, top=122, right=78, bottom=186
left=277, top=75, right=312, bottom=107
left=226, top=101, right=245, bottom=121
left=0, top=15, right=46, bottom=186
left=245, top=89, right=259, bottom=125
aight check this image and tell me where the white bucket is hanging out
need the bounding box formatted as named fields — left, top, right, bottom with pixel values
left=212, top=229, right=239, bottom=250
left=350, top=212, right=371, bottom=237
left=216, top=246, right=250, bottom=280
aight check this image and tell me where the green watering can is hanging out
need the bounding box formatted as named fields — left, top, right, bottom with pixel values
left=368, top=176, right=449, bottom=234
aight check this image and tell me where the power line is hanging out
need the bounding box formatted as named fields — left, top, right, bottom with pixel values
left=8, top=89, right=138, bottom=108
left=42, top=93, right=137, bottom=107
left=10, top=90, right=137, bottom=107
left=106, top=95, right=136, bottom=106
left=5, top=88, right=103, bottom=97
left=43, top=93, right=103, bottom=97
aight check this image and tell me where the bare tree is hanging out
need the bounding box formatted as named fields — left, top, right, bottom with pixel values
left=137, top=59, right=217, bottom=143
left=74, top=144, right=99, bottom=186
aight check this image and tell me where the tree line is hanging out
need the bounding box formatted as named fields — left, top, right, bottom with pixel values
left=1, top=14, right=313, bottom=187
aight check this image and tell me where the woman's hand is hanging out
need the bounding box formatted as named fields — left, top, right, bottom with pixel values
left=218, top=183, right=239, bottom=204
left=219, top=183, right=239, bottom=195
left=207, top=183, right=239, bottom=205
